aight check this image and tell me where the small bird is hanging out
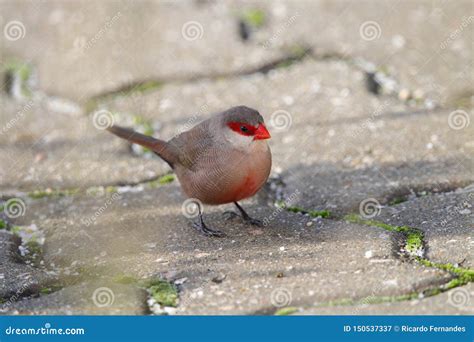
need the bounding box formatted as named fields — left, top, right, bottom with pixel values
left=107, top=106, right=272, bottom=237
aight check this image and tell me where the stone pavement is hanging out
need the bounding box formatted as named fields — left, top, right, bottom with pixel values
left=0, top=0, right=472, bottom=315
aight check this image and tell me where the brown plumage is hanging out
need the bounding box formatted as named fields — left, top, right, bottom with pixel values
left=107, top=106, right=272, bottom=236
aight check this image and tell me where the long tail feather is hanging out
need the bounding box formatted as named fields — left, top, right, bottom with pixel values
left=107, top=125, right=176, bottom=167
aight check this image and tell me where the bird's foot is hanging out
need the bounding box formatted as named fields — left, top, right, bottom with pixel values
left=192, top=222, right=225, bottom=237
left=223, top=210, right=240, bottom=221
left=222, top=210, right=263, bottom=227
left=244, top=217, right=264, bottom=227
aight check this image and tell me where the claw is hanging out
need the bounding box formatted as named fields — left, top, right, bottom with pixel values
left=222, top=210, right=239, bottom=221
left=192, top=222, right=225, bottom=237
left=245, top=217, right=263, bottom=227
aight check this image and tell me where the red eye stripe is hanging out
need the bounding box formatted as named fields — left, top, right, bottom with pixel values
left=227, top=122, right=256, bottom=136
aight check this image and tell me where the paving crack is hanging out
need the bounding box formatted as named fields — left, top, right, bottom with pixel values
left=85, top=46, right=312, bottom=113
left=263, top=175, right=472, bottom=314
left=0, top=173, right=175, bottom=200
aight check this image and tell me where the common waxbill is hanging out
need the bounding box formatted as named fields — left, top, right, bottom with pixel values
left=106, top=106, right=272, bottom=237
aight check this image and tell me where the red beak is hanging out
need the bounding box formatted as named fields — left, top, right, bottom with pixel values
left=254, top=123, right=271, bottom=140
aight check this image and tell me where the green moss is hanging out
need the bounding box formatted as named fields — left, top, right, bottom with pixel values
left=39, top=285, right=62, bottom=295
left=344, top=214, right=397, bottom=231
left=3, top=60, right=33, bottom=97
left=274, top=307, right=298, bottom=315
left=0, top=219, right=7, bottom=230
left=242, top=9, right=266, bottom=28
left=345, top=214, right=425, bottom=257
left=25, top=240, right=42, bottom=255
left=146, top=279, right=178, bottom=307
left=307, top=209, right=331, bottom=218
left=158, top=174, right=175, bottom=185
left=105, top=186, right=118, bottom=193
left=28, top=188, right=80, bottom=199
left=147, top=174, right=175, bottom=188
left=405, top=230, right=424, bottom=255
left=344, top=213, right=473, bottom=290
left=113, top=274, right=138, bottom=285
left=10, top=225, right=21, bottom=235
left=283, top=204, right=331, bottom=218
left=311, top=222, right=473, bottom=310
left=131, top=81, right=163, bottom=94
left=389, top=197, right=406, bottom=205
left=415, top=258, right=474, bottom=284
left=289, top=45, right=309, bottom=59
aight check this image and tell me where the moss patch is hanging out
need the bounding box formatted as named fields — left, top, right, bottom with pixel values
left=39, top=285, right=63, bottom=295
left=278, top=202, right=331, bottom=218
left=0, top=219, right=7, bottom=230
left=131, top=80, right=163, bottom=94
left=241, top=9, right=266, bottom=28
left=344, top=213, right=473, bottom=289
left=416, top=258, right=474, bottom=286
left=157, top=174, right=175, bottom=185
left=146, top=174, right=175, bottom=188
left=145, top=279, right=178, bottom=307
left=28, top=188, right=80, bottom=199
left=388, top=197, right=407, bottom=205
left=3, top=60, right=34, bottom=97
left=274, top=307, right=298, bottom=315
left=113, top=274, right=138, bottom=285
left=344, top=214, right=424, bottom=257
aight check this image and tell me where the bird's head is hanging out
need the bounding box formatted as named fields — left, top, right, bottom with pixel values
left=219, top=106, right=271, bottom=148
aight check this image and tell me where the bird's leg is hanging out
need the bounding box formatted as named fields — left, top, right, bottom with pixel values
left=192, top=204, right=225, bottom=237
left=223, top=202, right=263, bottom=226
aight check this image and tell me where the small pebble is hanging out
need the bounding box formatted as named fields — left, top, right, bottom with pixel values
left=212, top=274, right=226, bottom=284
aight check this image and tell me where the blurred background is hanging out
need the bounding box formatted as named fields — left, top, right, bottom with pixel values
left=0, top=0, right=472, bottom=315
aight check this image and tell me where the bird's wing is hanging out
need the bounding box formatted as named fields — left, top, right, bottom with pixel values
left=168, top=121, right=216, bottom=171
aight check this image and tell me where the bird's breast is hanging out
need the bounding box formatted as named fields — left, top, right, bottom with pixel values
left=178, top=141, right=271, bottom=205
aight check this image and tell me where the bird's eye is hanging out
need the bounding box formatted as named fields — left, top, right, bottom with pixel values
left=240, top=126, right=249, bottom=132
